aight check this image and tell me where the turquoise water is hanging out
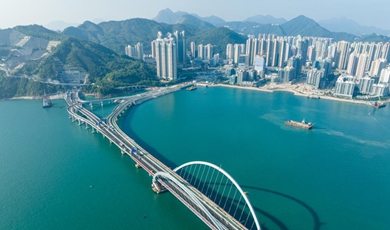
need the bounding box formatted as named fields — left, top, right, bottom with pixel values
left=0, top=100, right=205, bottom=230
left=121, top=87, right=390, bottom=230
left=1, top=87, right=389, bottom=230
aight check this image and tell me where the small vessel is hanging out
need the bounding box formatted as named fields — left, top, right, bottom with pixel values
left=42, top=91, right=51, bottom=108
left=285, top=119, right=314, bottom=129
left=373, top=101, right=386, bottom=109
left=186, top=85, right=197, bottom=91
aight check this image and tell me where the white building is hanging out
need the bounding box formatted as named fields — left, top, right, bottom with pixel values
left=334, top=75, right=356, bottom=98
left=371, top=83, right=389, bottom=96
left=358, top=76, right=374, bottom=94
left=153, top=32, right=177, bottom=81
left=379, top=66, right=390, bottom=83
left=307, top=69, right=325, bottom=89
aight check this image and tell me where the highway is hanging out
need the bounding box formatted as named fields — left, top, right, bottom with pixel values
left=66, top=85, right=260, bottom=230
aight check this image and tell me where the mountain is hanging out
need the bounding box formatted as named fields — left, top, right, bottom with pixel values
left=13, top=24, right=63, bottom=40
left=45, top=20, right=79, bottom=32
left=197, top=15, right=226, bottom=26
left=175, top=14, right=215, bottom=29
left=357, top=33, right=390, bottom=43
left=16, top=37, right=157, bottom=96
left=223, top=21, right=285, bottom=36
left=153, top=8, right=188, bottom=24
left=318, top=17, right=390, bottom=36
left=153, top=8, right=226, bottom=26
left=244, top=15, right=287, bottom=25
left=63, top=18, right=200, bottom=54
left=187, top=27, right=247, bottom=54
left=281, top=15, right=334, bottom=37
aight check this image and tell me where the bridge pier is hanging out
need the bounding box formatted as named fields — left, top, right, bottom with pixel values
left=85, top=123, right=89, bottom=129
left=100, top=101, right=103, bottom=107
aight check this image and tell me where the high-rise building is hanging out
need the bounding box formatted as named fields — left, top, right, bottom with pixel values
left=355, top=53, right=369, bottom=80
left=336, top=41, right=351, bottom=70
left=173, top=31, right=186, bottom=66
left=381, top=42, right=390, bottom=61
left=347, top=53, right=359, bottom=76
left=153, top=32, right=177, bottom=81
left=254, top=55, right=265, bottom=72
left=358, top=76, right=374, bottom=94
left=151, top=40, right=157, bottom=58
left=226, top=43, right=234, bottom=60
left=135, top=42, right=143, bottom=60
left=371, top=83, right=389, bottom=96
left=379, top=66, right=390, bottom=83
left=298, top=38, right=309, bottom=66
left=125, top=43, right=143, bottom=60
left=369, top=59, right=388, bottom=77
left=190, top=41, right=196, bottom=57
left=307, top=69, right=325, bottom=89
left=205, top=44, right=213, bottom=60
left=265, top=39, right=275, bottom=67
left=334, top=75, right=356, bottom=98
left=197, top=44, right=204, bottom=60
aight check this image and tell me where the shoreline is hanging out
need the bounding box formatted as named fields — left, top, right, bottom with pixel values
left=9, top=94, right=65, bottom=101
left=201, top=83, right=387, bottom=107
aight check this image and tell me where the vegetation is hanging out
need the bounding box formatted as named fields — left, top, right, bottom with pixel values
left=13, top=24, right=65, bottom=40
left=0, top=72, right=62, bottom=99
left=16, top=37, right=158, bottom=97
left=175, top=14, right=215, bottom=29
left=63, top=19, right=200, bottom=54
left=187, top=27, right=247, bottom=54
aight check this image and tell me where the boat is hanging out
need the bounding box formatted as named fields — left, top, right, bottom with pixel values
left=186, top=85, right=197, bottom=91
left=373, top=101, right=386, bottom=109
left=42, top=91, right=51, bottom=108
left=285, top=119, right=314, bottom=129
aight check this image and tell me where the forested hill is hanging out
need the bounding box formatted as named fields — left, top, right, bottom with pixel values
left=15, top=37, right=158, bottom=97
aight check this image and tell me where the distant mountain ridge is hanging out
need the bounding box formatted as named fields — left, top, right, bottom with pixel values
left=153, top=8, right=390, bottom=37
left=319, top=17, right=390, bottom=36
left=244, top=15, right=287, bottom=25
left=153, top=8, right=225, bottom=26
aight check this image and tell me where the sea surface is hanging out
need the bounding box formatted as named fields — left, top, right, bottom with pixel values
left=1, top=87, right=390, bottom=230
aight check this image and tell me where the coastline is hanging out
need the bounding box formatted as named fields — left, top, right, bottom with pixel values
left=200, top=83, right=387, bottom=107
left=10, top=94, right=65, bottom=101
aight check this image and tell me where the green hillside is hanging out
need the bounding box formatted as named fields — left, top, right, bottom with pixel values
left=187, top=27, right=247, bottom=54
left=17, top=37, right=157, bottom=96
left=175, top=14, right=215, bottom=29
left=0, top=71, right=62, bottom=99
left=281, top=15, right=334, bottom=37
left=13, top=24, right=64, bottom=40
left=63, top=18, right=200, bottom=54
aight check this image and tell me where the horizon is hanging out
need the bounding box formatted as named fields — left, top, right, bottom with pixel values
left=0, top=0, right=389, bottom=31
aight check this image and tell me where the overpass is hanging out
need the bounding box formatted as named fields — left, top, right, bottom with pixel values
left=66, top=86, right=261, bottom=230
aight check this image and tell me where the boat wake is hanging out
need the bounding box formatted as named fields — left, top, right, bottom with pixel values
left=324, top=130, right=390, bottom=149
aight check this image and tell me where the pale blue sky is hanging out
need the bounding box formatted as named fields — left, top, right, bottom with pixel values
left=0, top=0, right=389, bottom=30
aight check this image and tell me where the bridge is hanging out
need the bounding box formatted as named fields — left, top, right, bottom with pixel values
left=66, top=86, right=261, bottom=230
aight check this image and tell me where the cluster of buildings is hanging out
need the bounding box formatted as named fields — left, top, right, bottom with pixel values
left=124, top=30, right=390, bottom=99
left=224, top=34, right=390, bottom=98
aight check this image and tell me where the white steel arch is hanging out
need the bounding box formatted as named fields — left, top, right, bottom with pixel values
left=153, top=171, right=226, bottom=230
left=174, top=161, right=261, bottom=230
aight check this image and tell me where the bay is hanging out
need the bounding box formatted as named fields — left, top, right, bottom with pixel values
left=1, top=86, right=389, bottom=230
left=121, top=87, right=390, bottom=230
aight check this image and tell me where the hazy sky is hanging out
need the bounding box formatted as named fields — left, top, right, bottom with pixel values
left=1, top=0, right=389, bottom=30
